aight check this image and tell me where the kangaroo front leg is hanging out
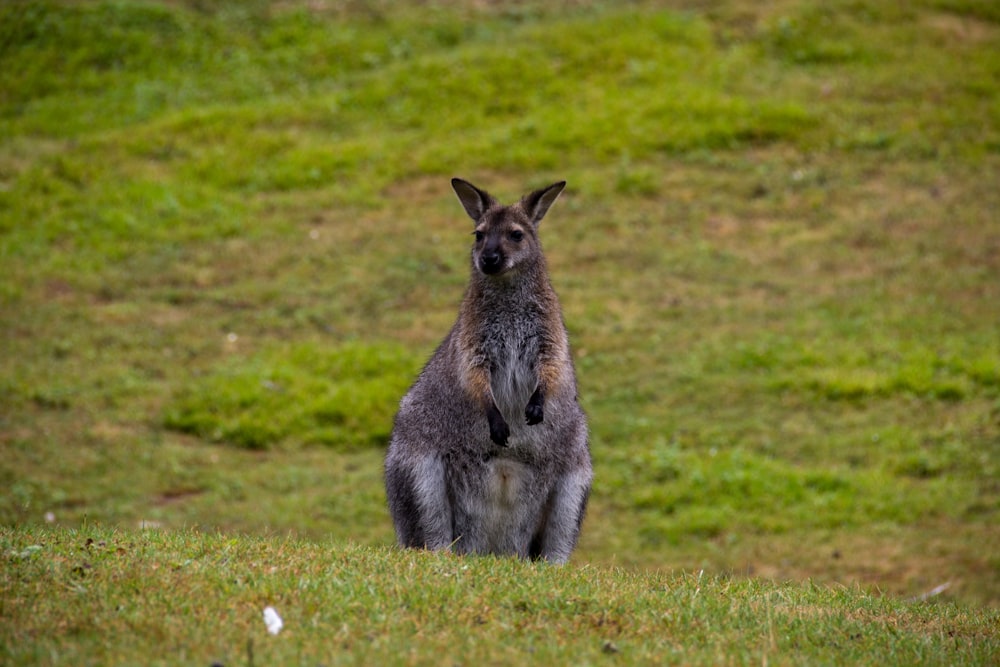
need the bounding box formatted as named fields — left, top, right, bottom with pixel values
left=486, top=402, right=510, bottom=446
left=525, top=387, right=544, bottom=425
left=528, top=343, right=567, bottom=427
left=463, top=356, right=510, bottom=446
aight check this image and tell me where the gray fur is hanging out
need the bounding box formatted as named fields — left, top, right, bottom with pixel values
left=385, top=178, right=592, bottom=563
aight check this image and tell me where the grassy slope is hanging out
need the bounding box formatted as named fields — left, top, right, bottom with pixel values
left=1, top=0, right=999, bottom=658
left=3, top=525, right=998, bottom=666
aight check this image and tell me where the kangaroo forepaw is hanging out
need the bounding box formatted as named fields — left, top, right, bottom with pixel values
left=525, top=388, right=544, bottom=426
left=487, top=404, right=510, bottom=446
left=489, top=419, right=510, bottom=446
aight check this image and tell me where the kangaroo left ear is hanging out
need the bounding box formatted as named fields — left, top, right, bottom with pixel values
left=523, top=181, right=566, bottom=226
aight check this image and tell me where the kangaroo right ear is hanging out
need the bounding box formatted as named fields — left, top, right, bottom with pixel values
left=452, top=178, right=496, bottom=222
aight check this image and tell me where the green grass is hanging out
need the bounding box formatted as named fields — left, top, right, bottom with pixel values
left=3, top=525, right=998, bottom=666
left=1, top=0, right=999, bottom=661
left=163, top=341, right=419, bottom=449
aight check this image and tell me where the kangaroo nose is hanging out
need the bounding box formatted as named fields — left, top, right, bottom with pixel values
left=481, top=251, right=503, bottom=273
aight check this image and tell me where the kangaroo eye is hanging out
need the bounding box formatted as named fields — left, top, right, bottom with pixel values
left=474, top=230, right=485, bottom=242
left=509, top=230, right=524, bottom=242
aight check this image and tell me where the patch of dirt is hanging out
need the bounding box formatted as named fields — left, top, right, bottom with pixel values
left=925, top=12, right=998, bottom=45
left=738, top=522, right=1000, bottom=608
left=154, top=488, right=205, bottom=507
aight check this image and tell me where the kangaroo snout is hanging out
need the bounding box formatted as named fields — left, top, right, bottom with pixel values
left=478, top=247, right=505, bottom=274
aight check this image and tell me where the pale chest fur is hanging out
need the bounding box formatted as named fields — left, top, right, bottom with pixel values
left=476, top=310, right=542, bottom=423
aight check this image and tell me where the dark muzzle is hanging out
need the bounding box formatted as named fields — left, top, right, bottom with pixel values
left=479, top=250, right=504, bottom=274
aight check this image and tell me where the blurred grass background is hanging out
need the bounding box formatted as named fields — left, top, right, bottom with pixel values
left=1, top=0, right=998, bottom=607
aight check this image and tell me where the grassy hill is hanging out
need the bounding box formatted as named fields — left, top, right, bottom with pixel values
left=1, top=0, right=998, bottom=661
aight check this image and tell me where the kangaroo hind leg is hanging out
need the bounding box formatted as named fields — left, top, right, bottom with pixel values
left=532, top=469, right=591, bottom=564
left=386, top=452, right=453, bottom=551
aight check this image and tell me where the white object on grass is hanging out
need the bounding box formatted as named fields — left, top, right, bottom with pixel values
left=263, top=606, right=283, bottom=635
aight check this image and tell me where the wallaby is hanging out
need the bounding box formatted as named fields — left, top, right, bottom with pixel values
left=384, top=178, right=592, bottom=564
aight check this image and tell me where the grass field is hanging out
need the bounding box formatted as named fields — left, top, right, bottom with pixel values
left=3, top=525, right=998, bottom=665
left=2, top=0, right=999, bottom=662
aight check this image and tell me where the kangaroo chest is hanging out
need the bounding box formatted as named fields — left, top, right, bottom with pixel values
left=483, top=317, right=541, bottom=418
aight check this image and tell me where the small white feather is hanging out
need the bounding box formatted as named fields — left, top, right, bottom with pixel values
left=262, top=606, right=283, bottom=635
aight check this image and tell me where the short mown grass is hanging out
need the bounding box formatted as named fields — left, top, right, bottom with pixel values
left=1, top=0, right=999, bottom=661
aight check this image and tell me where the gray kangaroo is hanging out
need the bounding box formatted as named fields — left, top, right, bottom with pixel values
left=384, top=178, right=592, bottom=563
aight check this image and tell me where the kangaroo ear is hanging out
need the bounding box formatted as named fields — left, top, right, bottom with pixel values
left=451, top=178, right=496, bottom=222
left=522, top=181, right=566, bottom=226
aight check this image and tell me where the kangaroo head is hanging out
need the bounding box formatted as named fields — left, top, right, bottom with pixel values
left=451, top=178, right=566, bottom=277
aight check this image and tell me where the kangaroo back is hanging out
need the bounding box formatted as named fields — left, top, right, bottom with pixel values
left=385, top=178, right=592, bottom=563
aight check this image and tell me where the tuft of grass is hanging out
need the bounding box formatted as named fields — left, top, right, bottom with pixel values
left=164, top=342, right=420, bottom=449
left=715, top=333, right=1000, bottom=402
